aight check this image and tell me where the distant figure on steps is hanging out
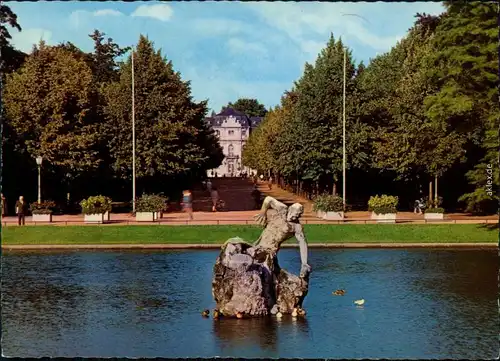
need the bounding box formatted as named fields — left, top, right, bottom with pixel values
left=211, top=187, right=220, bottom=212
left=181, top=190, right=193, bottom=220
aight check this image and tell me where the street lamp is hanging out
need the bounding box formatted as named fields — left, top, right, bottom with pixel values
left=36, top=156, right=43, bottom=203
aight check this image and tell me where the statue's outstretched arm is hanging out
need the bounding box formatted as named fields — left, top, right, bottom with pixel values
left=295, top=224, right=311, bottom=278
left=260, top=196, right=287, bottom=213
left=254, top=196, right=287, bottom=227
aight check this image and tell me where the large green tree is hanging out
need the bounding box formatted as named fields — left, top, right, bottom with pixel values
left=0, top=4, right=26, bottom=74
left=422, top=1, right=499, bottom=212
left=3, top=42, right=101, bottom=173
left=103, top=35, right=222, bottom=189
left=223, top=98, right=268, bottom=117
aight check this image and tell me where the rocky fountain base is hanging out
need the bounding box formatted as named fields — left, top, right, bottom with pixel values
left=212, top=238, right=309, bottom=317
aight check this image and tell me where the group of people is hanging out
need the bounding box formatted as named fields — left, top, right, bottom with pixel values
left=1, top=194, right=29, bottom=225
left=181, top=180, right=223, bottom=220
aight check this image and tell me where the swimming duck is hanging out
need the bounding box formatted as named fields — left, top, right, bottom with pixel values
left=297, top=308, right=306, bottom=316
left=213, top=309, right=220, bottom=319
left=291, top=308, right=298, bottom=317
left=332, top=289, right=346, bottom=296
left=276, top=312, right=283, bottom=318
left=354, top=299, right=365, bottom=306
left=201, top=309, right=210, bottom=317
left=236, top=312, right=243, bottom=319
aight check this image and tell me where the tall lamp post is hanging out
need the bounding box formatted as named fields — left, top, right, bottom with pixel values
left=36, top=156, right=43, bottom=203
left=342, top=47, right=347, bottom=211
left=131, top=47, right=136, bottom=212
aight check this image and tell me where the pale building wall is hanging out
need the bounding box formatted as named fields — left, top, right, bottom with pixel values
left=206, top=115, right=255, bottom=177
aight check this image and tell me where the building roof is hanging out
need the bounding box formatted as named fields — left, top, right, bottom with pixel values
left=205, top=107, right=263, bottom=129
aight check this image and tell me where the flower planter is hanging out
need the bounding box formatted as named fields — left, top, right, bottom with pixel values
left=32, top=214, right=52, bottom=222
left=371, top=212, right=397, bottom=223
left=84, top=213, right=105, bottom=224
left=424, top=213, right=444, bottom=220
left=136, top=212, right=155, bottom=222
left=317, top=211, right=344, bottom=220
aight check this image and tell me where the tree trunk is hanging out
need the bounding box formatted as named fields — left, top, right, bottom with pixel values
left=428, top=181, right=433, bottom=204
left=434, top=175, right=438, bottom=206
left=333, top=183, right=337, bottom=196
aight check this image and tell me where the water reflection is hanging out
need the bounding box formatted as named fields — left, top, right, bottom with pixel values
left=1, top=249, right=497, bottom=359
left=213, top=315, right=309, bottom=354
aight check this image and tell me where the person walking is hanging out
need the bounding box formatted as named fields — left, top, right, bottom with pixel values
left=15, top=196, right=27, bottom=226
left=268, top=176, right=273, bottom=190
left=206, top=179, right=213, bottom=193
left=211, top=186, right=220, bottom=212
left=181, top=190, right=193, bottom=221
left=1, top=193, right=7, bottom=217
left=251, top=184, right=261, bottom=210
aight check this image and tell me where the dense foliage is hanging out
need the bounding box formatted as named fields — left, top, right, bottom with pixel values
left=312, top=194, right=344, bottom=213
left=30, top=200, right=56, bottom=215
left=80, top=195, right=112, bottom=215
left=243, top=2, right=498, bottom=214
left=2, top=6, right=223, bottom=208
left=222, top=98, right=268, bottom=117
left=368, top=195, right=399, bottom=215
left=135, top=194, right=168, bottom=213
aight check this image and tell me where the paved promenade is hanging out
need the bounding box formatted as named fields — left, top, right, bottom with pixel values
left=2, top=178, right=497, bottom=226
left=1, top=210, right=497, bottom=226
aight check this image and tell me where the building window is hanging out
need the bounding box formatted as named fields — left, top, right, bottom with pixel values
left=228, top=130, right=234, bottom=136
left=228, top=144, right=234, bottom=156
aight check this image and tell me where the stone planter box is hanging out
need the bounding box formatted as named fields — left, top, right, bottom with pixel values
left=136, top=212, right=155, bottom=222
left=317, top=211, right=344, bottom=220
left=371, top=212, right=397, bottom=223
left=32, top=213, right=52, bottom=222
left=424, top=213, right=444, bottom=220
left=84, top=213, right=105, bottom=224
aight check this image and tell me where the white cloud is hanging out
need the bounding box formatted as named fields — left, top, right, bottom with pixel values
left=191, top=19, right=247, bottom=37
left=244, top=2, right=439, bottom=55
left=10, top=28, right=53, bottom=53
left=131, top=4, right=173, bottom=22
left=93, top=9, right=123, bottom=17
left=68, top=9, right=124, bottom=29
left=227, top=38, right=267, bottom=56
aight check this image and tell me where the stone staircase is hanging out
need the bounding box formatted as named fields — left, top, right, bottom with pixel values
left=191, top=178, right=259, bottom=212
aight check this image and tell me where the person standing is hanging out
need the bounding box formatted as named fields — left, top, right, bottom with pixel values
left=181, top=190, right=193, bottom=221
left=1, top=193, right=7, bottom=217
left=211, top=186, right=220, bottom=212
left=251, top=184, right=261, bottom=210
left=206, top=179, right=212, bottom=193
left=15, top=196, right=27, bottom=226
left=268, top=176, right=273, bottom=190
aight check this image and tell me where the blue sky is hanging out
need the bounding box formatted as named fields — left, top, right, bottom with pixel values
left=9, top=1, right=445, bottom=113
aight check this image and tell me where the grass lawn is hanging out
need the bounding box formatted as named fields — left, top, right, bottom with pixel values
left=1, top=224, right=497, bottom=245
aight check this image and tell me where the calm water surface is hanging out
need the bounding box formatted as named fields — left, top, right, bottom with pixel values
left=1, top=248, right=498, bottom=358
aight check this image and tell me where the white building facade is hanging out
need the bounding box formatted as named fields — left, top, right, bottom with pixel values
left=205, top=108, right=262, bottom=177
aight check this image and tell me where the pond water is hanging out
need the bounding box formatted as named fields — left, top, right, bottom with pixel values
left=1, top=248, right=498, bottom=359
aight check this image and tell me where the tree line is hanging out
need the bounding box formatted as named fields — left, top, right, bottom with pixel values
left=242, top=2, right=498, bottom=214
left=1, top=6, right=223, bottom=210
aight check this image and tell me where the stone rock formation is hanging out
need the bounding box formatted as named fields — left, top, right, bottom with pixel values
left=212, top=237, right=309, bottom=317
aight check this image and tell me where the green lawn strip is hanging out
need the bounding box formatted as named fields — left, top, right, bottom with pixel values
left=1, top=224, right=497, bottom=245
